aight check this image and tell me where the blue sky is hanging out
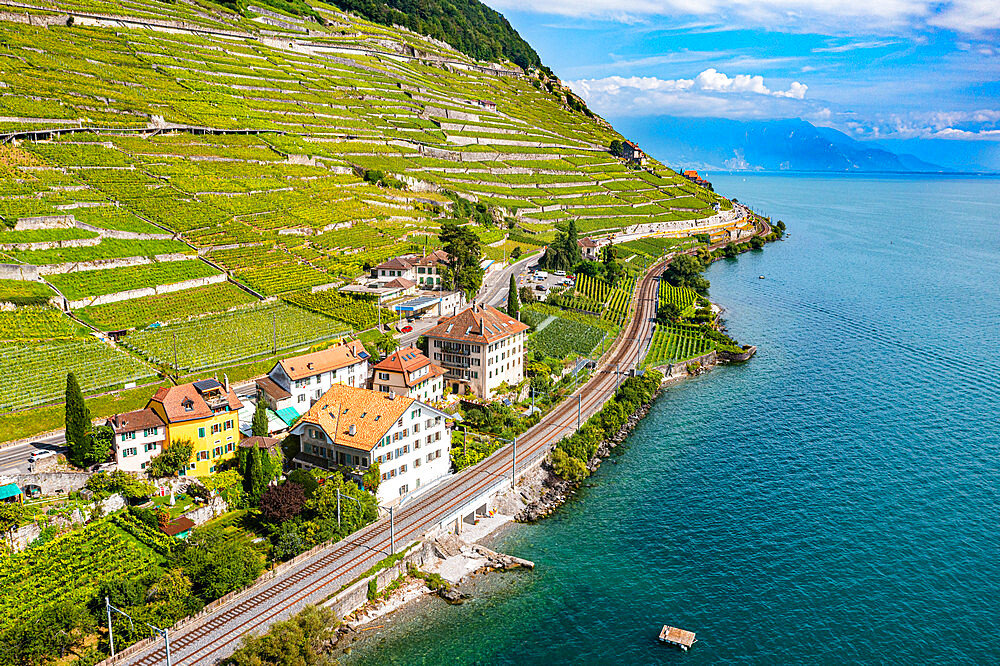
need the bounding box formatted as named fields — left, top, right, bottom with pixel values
left=484, top=0, right=1000, bottom=169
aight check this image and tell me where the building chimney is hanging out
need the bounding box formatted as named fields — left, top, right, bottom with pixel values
left=224, top=373, right=230, bottom=395
left=348, top=424, right=356, bottom=436
left=388, top=391, right=396, bottom=400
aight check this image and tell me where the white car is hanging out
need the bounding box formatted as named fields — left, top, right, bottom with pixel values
left=28, top=449, right=56, bottom=462
left=553, top=270, right=566, bottom=277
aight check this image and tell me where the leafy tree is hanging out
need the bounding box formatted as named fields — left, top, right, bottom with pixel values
left=0, top=601, right=95, bottom=665
left=85, top=470, right=155, bottom=499
left=601, top=244, right=622, bottom=284
left=656, top=302, right=683, bottom=324
left=147, top=439, right=194, bottom=478
left=510, top=245, right=522, bottom=260
left=750, top=236, right=765, bottom=250
left=224, top=605, right=337, bottom=666
left=252, top=395, right=269, bottom=437
left=540, top=220, right=581, bottom=271
left=202, top=469, right=243, bottom=506
left=439, top=220, right=484, bottom=298
left=287, top=469, right=320, bottom=498
left=663, top=254, right=710, bottom=295
left=272, top=521, right=307, bottom=560
left=609, top=139, right=623, bottom=157
left=171, top=528, right=265, bottom=602
left=261, top=482, right=306, bottom=523
left=64, top=372, right=90, bottom=467
left=551, top=448, right=588, bottom=482
left=723, top=243, right=739, bottom=258
left=506, top=274, right=519, bottom=319
left=376, top=332, right=399, bottom=356
left=518, top=285, right=536, bottom=304
left=362, top=461, right=381, bottom=494
left=0, top=501, right=24, bottom=533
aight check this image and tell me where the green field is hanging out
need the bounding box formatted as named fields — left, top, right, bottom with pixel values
left=0, top=306, right=88, bottom=340
left=119, top=302, right=352, bottom=373
left=47, top=260, right=222, bottom=301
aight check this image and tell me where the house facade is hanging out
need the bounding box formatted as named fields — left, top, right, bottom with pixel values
left=578, top=236, right=600, bottom=261
left=372, top=347, right=446, bottom=403
left=425, top=303, right=528, bottom=399
left=262, top=340, right=371, bottom=416
left=147, top=379, right=243, bottom=477
left=289, top=384, right=451, bottom=504
left=621, top=140, right=647, bottom=165
left=372, top=250, right=449, bottom=290
left=107, top=409, right=166, bottom=473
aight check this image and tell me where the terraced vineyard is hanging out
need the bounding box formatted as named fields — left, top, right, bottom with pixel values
left=602, top=277, right=637, bottom=324
left=0, top=0, right=734, bottom=419
left=643, top=324, right=716, bottom=368
left=659, top=282, right=699, bottom=317
left=524, top=304, right=613, bottom=359
left=119, top=302, right=352, bottom=373
left=0, top=338, right=157, bottom=411
left=0, top=516, right=164, bottom=634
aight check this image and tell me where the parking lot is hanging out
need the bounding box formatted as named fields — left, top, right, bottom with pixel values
left=518, top=268, right=574, bottom=298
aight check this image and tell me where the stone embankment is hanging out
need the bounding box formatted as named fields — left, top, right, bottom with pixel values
left=515, top=387, right=663, bottom=522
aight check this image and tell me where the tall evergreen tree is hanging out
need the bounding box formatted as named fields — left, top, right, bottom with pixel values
left=506, top=274, right=519, bottom=318
left=242, top=445, right=266, bottom=506
left=64, top=372, right=90, bottom=467
left=251, top=395, right=268, bottom=438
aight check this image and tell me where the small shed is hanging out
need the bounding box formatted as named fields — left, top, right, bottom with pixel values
left=160, top=516, right=195, bottom=540
left=0, top=483, right=23, bottom=504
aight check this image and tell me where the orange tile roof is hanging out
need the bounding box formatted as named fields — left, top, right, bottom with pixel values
left=412, top=249, right=449, bottom=266
left=278, top=340, right=369, bottom=381
left=578, top=237, right=598, bottom=247
left=683, top=170, right=699, bottom=178
left=295, top=384, right=414, bottom=452
left=424, top=304, right=528, bottom=345
left=375, top=256, right=414, bottom=271
left=148, top=381, right=242, bottom=423
left=374, top=347, right=446, bottom=387
left=108, top=408, right=164, bottom=434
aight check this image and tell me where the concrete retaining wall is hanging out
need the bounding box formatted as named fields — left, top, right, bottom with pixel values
left=0, top=263, right=39, bottom=280
left=13, top=215, right=75, bottom=230
left=67, top=272, right=226, bottom=308
left=0, top=471, right=91, bottom=495
left=37, top=252, right=192, bottom=276
left=322, top=543, right=429, bottom=620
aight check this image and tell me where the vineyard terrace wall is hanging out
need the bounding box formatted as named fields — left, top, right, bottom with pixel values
left=66, top=272, right=228, bottom=309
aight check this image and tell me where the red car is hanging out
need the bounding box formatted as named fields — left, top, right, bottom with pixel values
left=401, top=325, right=413, bottom=333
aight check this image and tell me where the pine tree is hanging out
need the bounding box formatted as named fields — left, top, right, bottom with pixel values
left=64, top=372, right=90, bottom=467
left=506, top=274, right=519, bottom=319
left=252, top=395, right=268, bottom=437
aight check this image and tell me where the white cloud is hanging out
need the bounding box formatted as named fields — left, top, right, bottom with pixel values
left=568, top=69, right=809, bottom=118
left=485, top=0, right=1000, bottom=33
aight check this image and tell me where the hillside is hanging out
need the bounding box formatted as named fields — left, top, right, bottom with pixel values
left=0, top=0, right=740, bottom=417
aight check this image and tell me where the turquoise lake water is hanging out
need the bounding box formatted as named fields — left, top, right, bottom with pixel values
left=347, top=174, right=1000, bottom=664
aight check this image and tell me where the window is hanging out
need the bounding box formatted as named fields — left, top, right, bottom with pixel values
left=386, top=451, right=393, bottom=461
left=213, top=446, right=222, bottom=457
left=298, top=394, right=306, bottom=403
left=121, top=431, right=136, bottom=440
left=144, top=443, right=157, bottom=452
left=224, top=420, right=232, bottom=431
left=413, top=423, right=420, bottom=434
left=212, top=423, right=220, bottom=435
left=435, top=449, right=442, bottom=459
left=198, top=427, right=206, bottom=438
left=400, top=464, right=407, bottom=474
left=143, top=427, right=158, bottom=437
left=403, top=445, right=409, bottom=454
left=415, top=458, right=421, bottom=467
left=226, top=443, right=234, bottom=452
left=197, top=451, right=209, bottom=461
left=399, top=484, right=409, bottom=495
left=435, top=432, right=441, bottom=441
left=379, top=385, right=389, bottom=393
left=378, top=372, right=390, bottom=380
left=123, top=447, right=137, bottom=457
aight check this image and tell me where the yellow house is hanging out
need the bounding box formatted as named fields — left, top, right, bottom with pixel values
left=147, top=378, right=243, bottom=477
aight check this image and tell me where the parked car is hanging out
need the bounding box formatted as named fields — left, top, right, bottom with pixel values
left=553, top=270, right=566, bottom=277
left=28, top=450, right=55, bottom=462
left=401, top=325, right=413, bottom=333
left=535, top=285, right=547, bottom=292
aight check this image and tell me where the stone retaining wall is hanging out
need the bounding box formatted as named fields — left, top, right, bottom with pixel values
left=0, top=263, right=39, bottom=280
left=0, top=471, right=91, bottom=495
left=67, top=271, right=226, bottom=308
left=37, top=252, right=191, bottom=276
left=322, top=543, right=430, bottom=620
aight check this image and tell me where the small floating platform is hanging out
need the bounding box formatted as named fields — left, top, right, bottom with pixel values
left=758, top=275, right=765, bottom=279
left=659, top=625, right=696, bottom=651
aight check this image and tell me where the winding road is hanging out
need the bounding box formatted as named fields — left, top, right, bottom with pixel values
left=113, top=256, right=670, bottom=666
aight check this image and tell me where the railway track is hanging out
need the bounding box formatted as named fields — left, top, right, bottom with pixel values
left=117, top=258, right=668, bottom=666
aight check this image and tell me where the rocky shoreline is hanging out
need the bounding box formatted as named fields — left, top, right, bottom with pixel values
left=515, top=387, right=663, bottom=523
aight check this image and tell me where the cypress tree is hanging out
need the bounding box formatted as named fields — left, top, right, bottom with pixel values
left=506, top=274, right=519, bottom=319
left=252, top=395, right=268, bottom=438
left=64, top=372, right=90, bottom=466
left=243, top=445, right=265, bottom=506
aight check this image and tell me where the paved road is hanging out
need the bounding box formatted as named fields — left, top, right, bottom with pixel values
left=479, top=254, right=537, bottom=307
left=114, top=257, right=668, bottom=666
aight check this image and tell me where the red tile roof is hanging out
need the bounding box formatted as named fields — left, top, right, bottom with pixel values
left=578, top=237, right=598, bottom=248
left=256, top=376, right=291, bottom=401
left=277, top=340, right=368, bottom=381
left=239, top=436, right=280, bottom=450
left=294, top=384, right=413, bottom=452
left=412, top=249, right=449, bottom=266
left=148, top=382, right=242, bottom=424
left=384, top=277, right=416, bottom=289
left=424, top=304, right=528, bottom=345
left=374, top=347, right=446, bottom=388
left=375, top=256, right=414, bottom=271
left=161, top=517, right=195, bottom=537
left=108, top=408, right=164, bottom=434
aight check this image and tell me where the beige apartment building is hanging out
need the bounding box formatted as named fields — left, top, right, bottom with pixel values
left=424, top=304, right=528, bottom=399
left=372, top=346, right=446, bottom=403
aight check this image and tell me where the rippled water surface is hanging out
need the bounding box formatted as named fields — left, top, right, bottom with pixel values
left=347, top=174, right=1000, bottom=665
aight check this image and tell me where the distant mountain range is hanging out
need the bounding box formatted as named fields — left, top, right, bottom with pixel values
left=613, top=116, right=949, bottom=173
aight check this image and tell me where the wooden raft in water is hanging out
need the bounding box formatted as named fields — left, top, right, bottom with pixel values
left=659, top=625, right=696, bottom=650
